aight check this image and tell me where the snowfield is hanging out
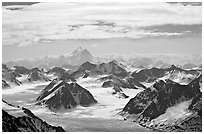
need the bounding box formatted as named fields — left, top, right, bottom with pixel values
left=2, top=76, right=144, bottom=119
left=2, top=81, right=50, bottom=95
left=71, top=76, right=144, bottom=119
left=2, top=76, right=149, bottom=132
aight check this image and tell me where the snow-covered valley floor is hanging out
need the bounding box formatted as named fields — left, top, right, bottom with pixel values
left=2, top=76, right=150, bottom=132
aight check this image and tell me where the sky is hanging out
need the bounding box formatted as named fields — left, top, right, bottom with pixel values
left=2, top=2, right=202, bottom=62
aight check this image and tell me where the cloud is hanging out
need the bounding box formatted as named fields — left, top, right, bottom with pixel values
left=91, top=44, right=99, bottom=48
left=2, top=2, right=202, bottom=46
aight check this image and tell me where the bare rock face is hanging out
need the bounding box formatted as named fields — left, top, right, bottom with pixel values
left=46, top=66, right=66, bottom=76
left=92, top=60, right=128, bottom=77
left=100, top=75, right=137, bottom=89
left=2, top=71, right=22, bottom=86
left=130, top=65, right=200, bottom=87
left=28, top=68, right=50, bottom=82
left=13, top=65, right=30, bottom=74
left=112, top=86, right=129, bottom=99
left=2, top=100, right=65, bottom=132
left=79, top=61, right=97, bottom=71
left=36, top=79, right=97, bottom=111
left=121, top=75, right=202, bottom=132
left=131, top=67, right=165, bottom=83
left=100, top=75, right=131, bottom=99
left=2, top=80, right=10, bottom=88
left=70, top=62, right=96, bottom=79
left=70, top=60, right=128, bottom=79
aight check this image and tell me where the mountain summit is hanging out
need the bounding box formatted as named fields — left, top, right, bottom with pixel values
left=70, top=47, right=84, bottom=56
left=68, top=47, right=93, bottom=65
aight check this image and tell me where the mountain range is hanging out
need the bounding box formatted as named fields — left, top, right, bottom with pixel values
left=2, top=52, right=202, bottom=132
left=4, top=47, right=201, bottom=70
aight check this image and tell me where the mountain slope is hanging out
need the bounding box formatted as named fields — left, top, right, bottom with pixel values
left=70, top=62, right=97, bottom=79
left=130, top=65, right=200, bottom=87
left=121, top=75, right=202, bottom=131
left=100, top=75, right=136, bottom=89
left=46, top=66, right=66, bottom=76
left=28, top=68, right=50, bottom=82
left=13, top=65, right=30, bottom=75
left=36, top=80, right=97, bottom=111
left=92, top=60, right=128, bottom=77
left=2, top=71, right=22, bottom=86
left=2, top=80, right=10, bottom=88
left=2, top=100, right=65, bottom=132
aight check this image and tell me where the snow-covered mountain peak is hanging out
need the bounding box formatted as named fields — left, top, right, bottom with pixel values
left=70, top=47, right=90, bottom=56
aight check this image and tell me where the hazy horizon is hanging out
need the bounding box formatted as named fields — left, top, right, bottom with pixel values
left=2, top=36, right=202, bottom=63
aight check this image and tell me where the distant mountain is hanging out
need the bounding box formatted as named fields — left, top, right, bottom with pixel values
left=70, top=62, right=97, bottom=79
left=182, top=63, right=198, bottom=69
left=13, top=65, right=30, bottom=75
left=130, top=65, right=200, bottom=87
left=46, top=66, right=66, bottom=77
left=70, top=60, right=129, bottom=79
left=121, top=75, right=202, bottom=132
left=4, top=48, right=202, bottom=70
left=100, top=75, right=136, bottom=89
left=2, top=99, right=65, bottom=132
left=153, top=60, right=170, bottom=68
left=167, top=2, right=202, bottom=6
left=28, top=68, right=50, bottom=82
left=2, top=2, right=39, bottom=6
left=92, top=60, right=128, bottom=77
left=131, top=67, right=165, bottom=84
left=78, top=61, right=97, bottom=71
left=68, top=47, right=94, bottom=65
left=4, top=47, right=94, bottom=69
left=36, top=79, right=97, bottom=111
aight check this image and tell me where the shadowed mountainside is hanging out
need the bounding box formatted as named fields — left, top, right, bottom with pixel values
left=2, top=99, right=65, bottom=132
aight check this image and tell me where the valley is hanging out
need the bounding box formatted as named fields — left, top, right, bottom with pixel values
left=2, top=75, right=150, bottom=132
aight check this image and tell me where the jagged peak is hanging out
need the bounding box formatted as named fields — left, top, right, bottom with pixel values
left=73, top=46, right=84, bottom=53
left=81, top=61, right=92, bottom=66
left=109, top=60, right=118, bottom=65
left=70, top=47, right=92, bottom=56
left=170, top=64, right=177, bottom=69
left=30, top=67, right=40, bottom=72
